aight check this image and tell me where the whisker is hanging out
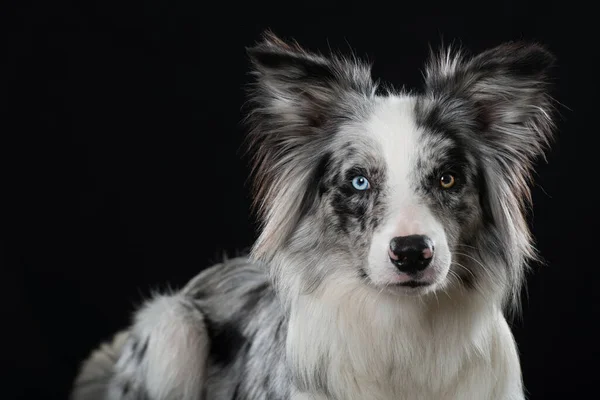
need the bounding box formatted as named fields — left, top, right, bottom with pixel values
left=432, top=288, right=440, bottom=305
left=451, top=261, right=489, bottom=297
left=453, top=251, right=495, bottom=280
left=451, top=261, right=477, bottom=281
left=454, top=244, right=479, bottom=251
left=443, top=272, right=463, bottom=300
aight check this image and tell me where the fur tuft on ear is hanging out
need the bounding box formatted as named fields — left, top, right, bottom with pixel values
left=424, top=42, right=556, bottom=160
left=245, top=31, right=376, bottom=262
left=422, top=42, right=557, bottom=314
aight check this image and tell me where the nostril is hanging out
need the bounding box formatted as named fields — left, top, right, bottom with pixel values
left=422, top=247, right=433, bottom=260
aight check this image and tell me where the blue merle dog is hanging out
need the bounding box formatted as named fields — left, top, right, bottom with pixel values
left=71, top=32, right=557, bottom=400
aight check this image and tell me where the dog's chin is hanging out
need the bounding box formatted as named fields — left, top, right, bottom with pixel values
left=365, top=266, right=449, bottom=297
left=384, top=280, right=439, bottom=296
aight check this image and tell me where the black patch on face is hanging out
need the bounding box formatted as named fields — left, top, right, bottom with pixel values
left=420, top=144, right=473, bottom=212
left=415, top=97, right=458, bottom=138
left=328, top=166, right=379, bottom=231
left=414, top=96, right=486, bottom=149
left=439, top=145, right=469, bottom=172
left=415, top=98, right=443, bottom=133
left=315, top=152, right=333, bottom=196
left=203, top=314, right=247, bottom=367
left=294, top=151, right=332, bottom=223
left=330, top=191, right=364, bottom=232
left=321, top=155, right=387, bottom=241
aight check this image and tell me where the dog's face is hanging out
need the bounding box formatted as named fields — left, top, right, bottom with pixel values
left=247, top=33, right=555, bottom=304
left=318, top=97, right=478, bottom=295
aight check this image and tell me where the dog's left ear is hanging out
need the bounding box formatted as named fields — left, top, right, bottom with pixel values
left=423, top=42, right=556, bottom=163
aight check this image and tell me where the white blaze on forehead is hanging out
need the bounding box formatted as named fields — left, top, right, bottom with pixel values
left=360, top=95, right=439, bottom=240
left=364, top=95, right=422, bottom=195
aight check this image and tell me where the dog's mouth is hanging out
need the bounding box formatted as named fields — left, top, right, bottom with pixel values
left=395, top=280, right=432, bottom=288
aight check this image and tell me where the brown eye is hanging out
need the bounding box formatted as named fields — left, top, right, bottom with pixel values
left=439, top=173, right=456, bottom=189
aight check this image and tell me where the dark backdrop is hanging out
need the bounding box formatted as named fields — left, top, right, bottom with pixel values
left=4, top=1, right=598, bottom=399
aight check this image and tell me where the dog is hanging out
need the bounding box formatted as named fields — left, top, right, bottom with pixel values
left=71, top=32, right=557, bottom=400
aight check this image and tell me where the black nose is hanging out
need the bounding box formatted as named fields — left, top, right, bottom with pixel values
left=389, top=235, right=434, bottom=274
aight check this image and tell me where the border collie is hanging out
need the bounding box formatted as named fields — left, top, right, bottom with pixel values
left=71, top=32, right=557, bottom=400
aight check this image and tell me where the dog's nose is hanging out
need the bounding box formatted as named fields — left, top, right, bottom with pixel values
left=389, top=235, right=434, bottom=274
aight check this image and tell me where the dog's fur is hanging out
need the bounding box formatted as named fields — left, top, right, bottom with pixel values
left=71, top=32, right=556, bottom=400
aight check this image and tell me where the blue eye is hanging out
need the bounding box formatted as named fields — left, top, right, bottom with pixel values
left=351, top=176, right=370, bottom=191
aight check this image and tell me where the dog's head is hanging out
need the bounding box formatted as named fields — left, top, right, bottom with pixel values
left=246, top=32, right=556, bottom=310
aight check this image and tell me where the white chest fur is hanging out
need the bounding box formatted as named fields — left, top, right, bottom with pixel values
left=286, top=285, right=524, bottom=400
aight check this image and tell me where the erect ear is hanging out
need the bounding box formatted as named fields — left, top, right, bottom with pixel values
left=246, top=31, right=376, bottom=135
left=245, top=32, right=376, bottom=260
left=421, top=42, right=557, bottom=210
left=423, top=42, right=557, bottom=162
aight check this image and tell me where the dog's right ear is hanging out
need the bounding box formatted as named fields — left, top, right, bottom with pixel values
left=245, top=32, right=375, bottom=262
left=246, top=31, right=374, bottom=131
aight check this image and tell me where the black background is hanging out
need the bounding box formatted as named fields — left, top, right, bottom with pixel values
left=3, top=1, right=598, bottom=399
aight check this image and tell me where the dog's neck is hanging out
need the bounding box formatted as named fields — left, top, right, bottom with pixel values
left=283, top=274, right=506, bottom=398
left=288, top=274, right=500, bottom=331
